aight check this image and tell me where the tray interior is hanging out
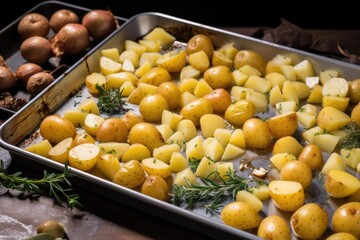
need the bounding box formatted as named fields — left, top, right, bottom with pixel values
left=1, top=12, right=360, bottom=240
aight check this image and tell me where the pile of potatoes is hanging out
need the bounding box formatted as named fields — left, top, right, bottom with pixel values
left=25, top=27, right=360, bottom=239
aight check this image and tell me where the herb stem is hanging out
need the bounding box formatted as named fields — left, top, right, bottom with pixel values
left=0, top=162, right=81, bottom=209
left=171, top=171, right=265, bottom=213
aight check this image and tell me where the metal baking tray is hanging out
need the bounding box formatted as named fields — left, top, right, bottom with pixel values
left=1, top=12, right=360, bottom=240
left=0, top=0, right=127, bottom=118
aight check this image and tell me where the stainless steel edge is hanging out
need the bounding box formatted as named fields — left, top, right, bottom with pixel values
left=1, top=11, right=360, bottom=240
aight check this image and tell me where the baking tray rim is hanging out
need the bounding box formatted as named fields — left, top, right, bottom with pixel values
left=1, top=11, right=360, bottom=240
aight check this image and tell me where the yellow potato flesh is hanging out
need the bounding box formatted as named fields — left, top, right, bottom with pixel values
left=269, top=180, right=305, bottom=212
left=325, top=170, right=360, bottom=198
left=48, top=137, right=74, bottom=164
left=141, top=157, right=171, bottom=178
left=68, top=143, right=100, bottom=171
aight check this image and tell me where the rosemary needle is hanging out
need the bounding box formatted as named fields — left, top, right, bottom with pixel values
left=171, top=171, right=265, bottom=214
left=0, top=161, right=81, bottom=209
left=96, top=84, right=129, bottom=114
left=339, top=122, right=360, bottom=149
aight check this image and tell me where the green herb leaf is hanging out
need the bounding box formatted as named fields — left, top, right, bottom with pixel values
left=0, top=161, right=81, bottom=209
left=96, top=84, right=129, bottom=114
left=339, top=122, right=360, bottom=149
left=171, top=171, right=266, bottom=213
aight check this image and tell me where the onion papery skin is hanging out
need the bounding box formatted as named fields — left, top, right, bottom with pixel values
left=51, top=23, right=90, bottom=56
left=50, top=9, right=80, bottom=33
left=82, top=10, right=117, bottom=41
left=20, top=36, right=53, bottom=65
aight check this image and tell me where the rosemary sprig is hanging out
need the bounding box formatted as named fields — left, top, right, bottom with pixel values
left=96, top=84, right=129, bottom=114
left=171, top=171, right=265, bottom=213
left=0, top=161, right=81, bottom=209
left=339, top=122, right=360, bottom=149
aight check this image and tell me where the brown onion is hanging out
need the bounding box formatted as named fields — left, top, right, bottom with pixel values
left=20, top=36, right=53, bottom=65
left=26, top=72, right=54, bottom=96
left=16, top=63, right=43, bottom=86
left=17, top=13, right=50, bottom=39
left=50, top=23, right=90, bottom=56
left=82, top=10, right=117, bottom=41
left=50, top=9, right=79, bottom=33
left=0, top=66, right=16, bottom=91
left=0, top=55, right=9, bottom=68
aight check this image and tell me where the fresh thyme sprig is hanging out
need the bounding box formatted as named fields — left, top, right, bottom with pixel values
left=96, top=84, right=129, bottom=114
left=0, top=161, right=81, bottom=209
left=339, top=122, right=360, bottom=149
left=171, top=171, right=265, bottom=214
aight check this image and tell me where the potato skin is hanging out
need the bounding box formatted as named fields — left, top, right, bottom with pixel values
left=243, top=118, right=271, bottom=149
left=139, top=93, right=169, bottom=123
left=332, top=202, right=360, bottom=239
left=298, top=143, right=323, bottom=171
left=351, top=103, right=360, bottom=126
left=185, top=34, right=214, bottom=59
left=180, top=98, right=213, bottom=126
left=113, top=160, right=146, bottom=189
left=203, top=88, right=231, bottom=114
left=267, top=111, right=298, bottom=139
left=225, top=99, right=256, bottom=127
left=128, top=122, right=165, bottom=152
left=157, top=81, right=181, bottom=109
left=233, top=50, right=266, bottom=75
left=96, top=118, right=128, bottom=143
left=39, top=115, right=76, bottom=144
left=138, top=67, right=171, bottom=86
left=257, top=215, right=291, bottom=240
left=280, top=160, right=313, bottom=189
left=290, top=203, right=328, bottom=240
left=221, top=201, right=261, bottom=230
left=203, top=65, right=233, bottom=89
left=141, top=175, right=169, bottom=201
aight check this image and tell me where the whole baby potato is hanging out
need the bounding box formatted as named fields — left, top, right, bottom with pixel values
left=326, top=232, right=358, bottom=240
left=221, top=201, right=262, bottom=230
left=138, top=67, right=171, bottom=86
left=185, top=34, right=214, bottom=59
left=349, top=79, right=360, bottom=104
left=203, top=88, right=232, bottom=113
left=280, top=160, right=313, bottom=189
left=141, top=175, right=169, bottom=201
left=257, top=215, right=291, bottom=240
left=40, top=115, right=76, bottom=144
left=128, top=122, right=165, bottom=152
left=96, top=118, right=128, bottom=143
left=113, top=160, right=146, bottom=189
left=243, top=118, right=271, bottom=149
left=139, top=93, right=169, bottom=123
left=351, top=103, right=360, bottom=126
left=157, top=82, right=181, bottom=109
left=180, top=98, right=213, bottom=126
left=290, top=203, right=329, bottom=240
left=203, top=65, right=233, bottom=89
left=298, top=143, right=323, bottom=171
left=121, top=110, right=143, bottom=130
left=224, top=99, right=256, bottom=127
left=233, top=50, right=266, bottom=75
left=332, top=202, right=360, bottom=238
